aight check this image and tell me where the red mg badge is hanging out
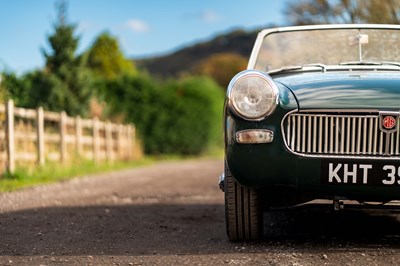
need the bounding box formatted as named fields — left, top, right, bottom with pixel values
left=383, top=116, right=396, bottom=129
left=380, top=112, right=399, bottom=133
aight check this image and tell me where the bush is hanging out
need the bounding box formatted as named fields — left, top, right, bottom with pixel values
left=148, top=76, right=224, bottom=154
left=106, top=74, right=224, bottom=155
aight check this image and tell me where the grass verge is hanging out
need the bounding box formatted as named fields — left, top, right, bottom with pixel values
left=0, top=158, right=155, bottom=193
left=0, top=148, right=224, bottom=193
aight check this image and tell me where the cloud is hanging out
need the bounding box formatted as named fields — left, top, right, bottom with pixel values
left=183, top=10, right=221, bottom=23
left=200, top=10, right=220, bottom=23
left=125, top=19, right=150, bottom=33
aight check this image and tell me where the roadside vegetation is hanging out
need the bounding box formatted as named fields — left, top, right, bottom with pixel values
left=0, top=2, right=225, bottom=191
left=0, top=2, right=225, bottom=157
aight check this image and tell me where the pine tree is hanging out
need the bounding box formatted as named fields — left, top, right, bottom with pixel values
left=40, top=0, right=91, bottom=116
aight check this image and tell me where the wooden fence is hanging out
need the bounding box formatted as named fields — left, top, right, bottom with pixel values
left=0, top=100, right=135, bottom=174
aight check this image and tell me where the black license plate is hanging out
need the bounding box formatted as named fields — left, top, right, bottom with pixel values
left=321, top=160, right=400, bottom=186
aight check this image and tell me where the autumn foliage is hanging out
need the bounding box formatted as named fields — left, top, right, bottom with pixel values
left=195, top=53, right=248, bottom=89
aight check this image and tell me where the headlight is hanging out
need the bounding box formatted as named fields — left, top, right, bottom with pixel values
left=228, top=70, right=279, bottom=120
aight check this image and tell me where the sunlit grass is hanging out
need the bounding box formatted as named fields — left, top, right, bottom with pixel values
left=0, top=148, right=224, bottom=192
left=0, top=158, right=154, bottom=192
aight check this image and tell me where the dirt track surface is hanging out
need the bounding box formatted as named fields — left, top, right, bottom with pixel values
left=1, top=158, right=400, bottom=265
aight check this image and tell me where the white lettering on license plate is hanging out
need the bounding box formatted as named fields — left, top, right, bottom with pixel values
left=328, top=163, right=372, bottom=184
left=327, top=163, right=400, bottom=185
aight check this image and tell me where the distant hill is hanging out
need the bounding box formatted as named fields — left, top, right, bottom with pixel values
left=134, top=28, right=261, bottom=79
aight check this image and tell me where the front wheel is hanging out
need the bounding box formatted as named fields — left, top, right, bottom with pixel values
left=224, top=163, right=263, bottom=241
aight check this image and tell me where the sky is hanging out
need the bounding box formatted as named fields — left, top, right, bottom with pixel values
left=0, top=0, right=287, bottom=73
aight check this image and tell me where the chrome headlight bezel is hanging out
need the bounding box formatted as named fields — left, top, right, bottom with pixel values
left=227, top=70, right=279, bottom=121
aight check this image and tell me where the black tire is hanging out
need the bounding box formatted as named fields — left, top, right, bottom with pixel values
left=224, top=162, right=263, bottom=241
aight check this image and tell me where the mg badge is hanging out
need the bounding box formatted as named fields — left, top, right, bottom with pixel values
left=380, top=112, right=399, bottom=133
left=383, top=116, right=396, bottom=129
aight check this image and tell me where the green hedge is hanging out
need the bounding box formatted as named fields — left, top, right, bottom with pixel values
left=106, top=74, right=224, bottom=155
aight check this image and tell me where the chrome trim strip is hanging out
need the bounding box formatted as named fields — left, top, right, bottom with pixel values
left=318, top=116, right=322, bottom=153
left=363, top=117, right=367, bottom=155
left=291, top=115, right=295, bottom=149
left=340, top=117, right=345, bottom=154
left=368, top=118, right=373, bottom=154
left=280, top=109, right=400, bottom=160
left=357, top=117, right=361, bottom=154
left=391, top=133, right=395, bottom=154
left=335, top=116, right=339, bottom=154
left=290, top=108, right=380, bottom=113
left=307, top=115, right=311, bottom=153
left=296, top=115, right=300, bottom=152
left=324, top=117, right=328, bottom=153
left=351, top=117, right=356, bottom=154
left=373, top=117, right=378, bottom=155
left=313, top=116, right=317, bottom=153
left=301, top=115, right=304, bottom=152
left=287, top=115, right=291, bottom=146
left=346, top=117, right=350, bottom=154
left=396, top=130, right=400, bottom=153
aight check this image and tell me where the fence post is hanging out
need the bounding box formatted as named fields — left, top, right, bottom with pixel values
left=105, top=121, right=113, bottom=162
left=6, top=99, right=15, bottom=173
left=117, top=124, right=123, bottom=160
left=75, top=116, right=82, bottom=157
left=60, top=111, right=67, bottom=164
left=92, top=117, right=99, bottom=163
left=125, top=125, right=130, bottom=159
left=124, top=125, right=128, bottom=159
left=126, top=125, right=130, bottom=160
left=130, top=125, right=135, bottom=160
left=127, top=125, right=131, bottom=159
left=37, top=107, right=45, bottom=166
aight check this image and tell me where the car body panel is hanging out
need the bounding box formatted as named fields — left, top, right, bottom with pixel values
left=275, top=72, right=400, bottom=110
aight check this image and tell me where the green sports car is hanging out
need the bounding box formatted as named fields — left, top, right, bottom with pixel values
left=221, top=24, right=400, bottom=241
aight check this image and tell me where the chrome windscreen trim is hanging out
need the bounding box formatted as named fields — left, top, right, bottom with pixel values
left=248, top=24, right=400, bottom=70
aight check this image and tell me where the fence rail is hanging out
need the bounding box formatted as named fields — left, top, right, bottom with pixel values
left=0, top=100, right=135, bottom=174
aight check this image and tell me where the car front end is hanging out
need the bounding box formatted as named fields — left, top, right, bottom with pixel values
left=223, top=24, right=400, bottom=241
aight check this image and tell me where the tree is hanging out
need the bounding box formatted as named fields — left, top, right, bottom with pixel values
left=284, top=0, right=400, bottom=25
left=0, top=71, right=31, bottom=106
left=195, top=52, right=247, bottom=88
left=87, top=32, right=137, bottom=80
left=0, top=73, right=9, bottom=103
left=40, top=0, right=92, bottom=116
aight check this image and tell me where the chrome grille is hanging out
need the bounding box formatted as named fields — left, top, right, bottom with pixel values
left=282, top=111, right=400, bottom=158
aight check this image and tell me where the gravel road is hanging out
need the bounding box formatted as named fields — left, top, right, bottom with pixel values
left=1, top=158, right=400, bottom=265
